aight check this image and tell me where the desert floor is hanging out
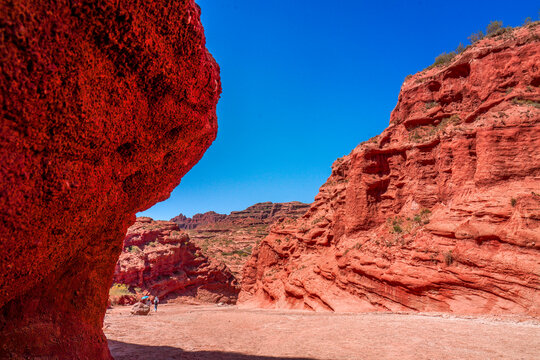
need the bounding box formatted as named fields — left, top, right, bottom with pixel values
left=104, top=303, right=540, bottom=360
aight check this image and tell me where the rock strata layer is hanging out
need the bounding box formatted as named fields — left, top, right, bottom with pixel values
left=172, top=202, right=310, bottom=278
left=240, top=25, right=540, bottom=317
left=0, top=1, right=219, bottom=358
left=112, top=218, right=239, bottom=304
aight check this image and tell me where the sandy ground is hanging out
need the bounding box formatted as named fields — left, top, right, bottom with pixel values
left=104, top=303, right=540, bottom=360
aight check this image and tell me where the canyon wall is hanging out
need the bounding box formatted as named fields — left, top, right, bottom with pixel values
left=0, top=1, right=220, bottom=358
left=111, top=218, right=239, bottom=304
left=240, top=25, right=540, bottom=316
left=172, top=202, right=310, bottom=277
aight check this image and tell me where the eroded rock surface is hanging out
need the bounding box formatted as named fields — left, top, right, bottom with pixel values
left=172, top=202, right=310, bottom=278
left=0, top=1, right=219, bottom=358
left=112, top=218, right=239, bottom=304
left=240, top=25, right=540, bottom=316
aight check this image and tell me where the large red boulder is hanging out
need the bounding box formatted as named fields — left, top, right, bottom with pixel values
left=240, top=25, right=540, bottom=316
left=0, top=0, right=219, bottom=358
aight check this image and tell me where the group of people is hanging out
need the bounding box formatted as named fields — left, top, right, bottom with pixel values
left=144, top=295, right=159, bottom=312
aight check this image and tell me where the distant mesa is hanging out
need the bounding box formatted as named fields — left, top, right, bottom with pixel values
left=171, top=211, right=228, bottom=230
left=171, top=201, right=311, bottom=229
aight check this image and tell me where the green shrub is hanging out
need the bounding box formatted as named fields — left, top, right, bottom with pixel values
left=109, top=283, right=133, bottom=296
left=468, top=30, right=484, bottom=43
left=513, top=98, right=540, bottom=109
left=455, top=43, right=465, bottom=54
left=409, top=130, right=422, bottom=142
left=432, top=51, right=456, bottom=67
left=127, top=245, right=141, bottom=253
left=392, top=224, right=403, bottom=234
left=511, top=198, right=517, bottom=207
left=425, top=101, right=439, bottom=110
left=486, top=20, right=503, bottom=35
left=444, top=251, right=454, bottom=266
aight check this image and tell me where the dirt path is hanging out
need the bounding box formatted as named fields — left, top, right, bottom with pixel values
left=104, top=304, right=540, bottom=360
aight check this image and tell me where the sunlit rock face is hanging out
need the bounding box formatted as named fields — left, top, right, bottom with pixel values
left=111, top=218, right=239, bottom=305
left=0, top=0, right=220, bottom=358
left=240, top=25, right=540, bottom=316
left=171, top=202, right=311, bottom=278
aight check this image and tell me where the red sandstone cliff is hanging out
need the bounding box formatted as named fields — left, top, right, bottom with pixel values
left=172, top=202, right=310, bottom=277
left=111, top=218, right=239, bottom=304
left=240, top=25, right=540, bottom=316
left=0, top=1, right=219, bottom=358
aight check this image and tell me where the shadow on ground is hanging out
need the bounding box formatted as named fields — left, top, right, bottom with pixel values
left=108, top=340, right=315, bottom=360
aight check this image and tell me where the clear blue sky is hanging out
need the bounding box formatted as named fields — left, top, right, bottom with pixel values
left=139, top=0, right=538, bottom=220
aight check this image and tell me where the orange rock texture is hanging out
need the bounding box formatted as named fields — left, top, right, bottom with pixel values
left=112, top=218, right=239, bottom=304
left=172, top=202, right=310, bottom=278
left=0, top=1, right=219, bottom=358
left=240, top=25, right=540, bottom=316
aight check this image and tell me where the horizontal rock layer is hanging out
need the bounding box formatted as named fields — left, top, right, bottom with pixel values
left=240, top=25, right=540, bottom=317
left=172, top=201, right=310, bottom=229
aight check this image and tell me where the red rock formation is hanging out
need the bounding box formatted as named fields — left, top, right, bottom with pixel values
left=172, top=202, right=310, bottom=277
left=172, top=202, right=310, bottom=229
left=0, top=1, right=219, bottom=358
left=225, top=202, right=311, bottom=224
left=172, top=211, right=228, bottom=230
left=240, top=25, right=540, bottom=317
left=111, top=218, right=239, bottom=304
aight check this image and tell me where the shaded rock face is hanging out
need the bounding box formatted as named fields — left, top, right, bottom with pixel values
left=240, top=25, right=540, bottom=316
left=112, top=218, right=239, bottom=304
left=171, top=202, right=310, bottom=278
left=0, top=1, right=219, bottom=358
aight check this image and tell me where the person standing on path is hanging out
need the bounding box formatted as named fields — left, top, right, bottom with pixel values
left=154, top=296, right=159, bottom=312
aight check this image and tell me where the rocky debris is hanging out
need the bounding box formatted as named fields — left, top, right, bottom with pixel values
left=111, top=218, right=239, bottom=304
left=240, top=24, right=540, bottom=317
left=130, top=302, right=151, bottom=316
left=0, top=1, right=220, bottom=358
left=171, top=202, right=310, bottom=279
